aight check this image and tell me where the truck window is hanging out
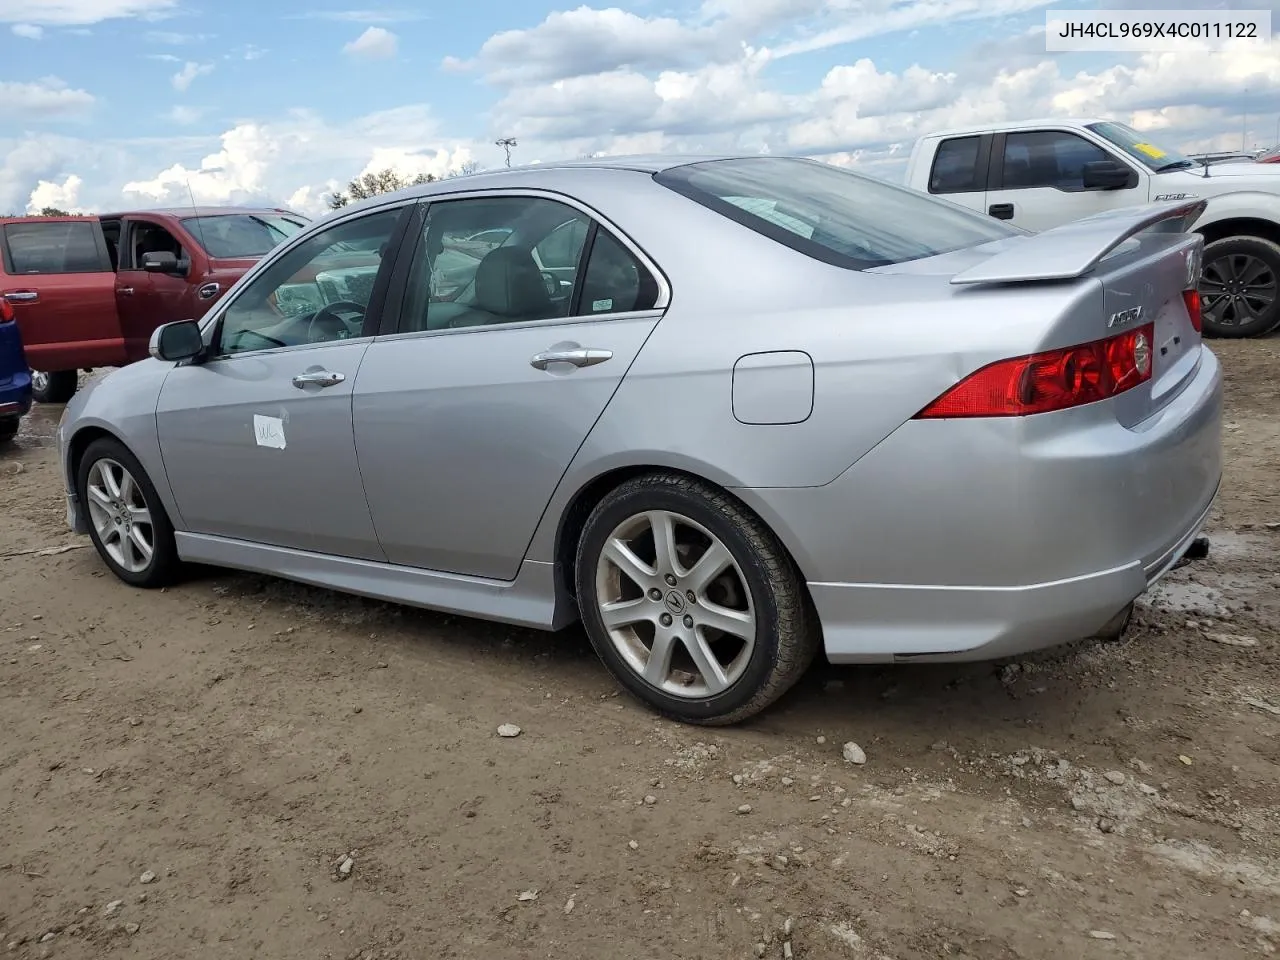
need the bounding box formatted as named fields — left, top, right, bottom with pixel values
left=1, top=221, right=109, bottom=275
left=929, top=136, right=984, bottom=194
left=127, top=222, right=185, bottom=270
left=656, top=157, right=1017, bottom=270
left=1000, top=131, right=1112, bottom=192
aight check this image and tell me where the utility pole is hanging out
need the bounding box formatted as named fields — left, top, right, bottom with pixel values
left=495, top=137, right=518, bottom=168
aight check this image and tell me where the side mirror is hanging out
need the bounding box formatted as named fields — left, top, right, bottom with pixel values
left=141, top=251, right=189, bottom=275
left=149, top=319, right=204, bottom=363
left=1082, top=160, right=1134, bottom=190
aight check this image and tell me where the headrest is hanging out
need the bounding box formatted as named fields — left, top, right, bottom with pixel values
left=473, top=246, right=552, bottom=318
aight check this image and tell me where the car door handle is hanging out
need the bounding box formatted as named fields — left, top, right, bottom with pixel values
left=291, top=370, right=346, bottom=388
left=3, top=290, right=38, bottom=303
left=988, top=203, right=1015, bottom=220
left=530, top=348, right=613, bottom=370
left=118, top=287, right=134, bottom=296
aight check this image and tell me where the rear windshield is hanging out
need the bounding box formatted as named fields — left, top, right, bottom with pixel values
left=181, top=213, right=308, bottom=258
left=654, top=157, right=1017, bottom=269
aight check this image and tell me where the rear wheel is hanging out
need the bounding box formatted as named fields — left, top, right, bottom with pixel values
left=1199, top=236, right=1280, bottom=338
left=31, top=369, right=78, bottom=404
left=76, top=437, right=181, bottom=588
left=574, top=472, right=819, bottom=725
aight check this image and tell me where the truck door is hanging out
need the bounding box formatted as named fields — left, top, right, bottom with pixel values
left=0, top=217, right=120, bottom=377
left=115, top=216, right=198, bottom=362
left=983, top=129, right=1149, bottom=232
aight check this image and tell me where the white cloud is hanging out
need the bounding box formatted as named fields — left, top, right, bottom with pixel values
left=343, top=25, right=398, bottom=59
left=171, top=61, right=213, bottom=92
left=0, top=0, right=176, bottom=25
left=11, top=21, right=41, bottom=38
left=0, top=78, right=94, bottom=118
left=27, top=173, right=82, bottom=213
left=116, top=106, right=477, bottom=216
left=145, top=29, right=211, bottom=43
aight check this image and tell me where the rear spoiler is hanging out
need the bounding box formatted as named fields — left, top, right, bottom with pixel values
left=950, top=199, right=1206, bottom=286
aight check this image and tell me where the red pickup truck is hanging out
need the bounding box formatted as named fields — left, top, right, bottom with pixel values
left=0, top=206, right=308, bottom=402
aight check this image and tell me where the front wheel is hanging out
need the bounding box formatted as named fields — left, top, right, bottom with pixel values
left=31, top=369, right=78, bottom=404
left=76, top=437, right=181, bottom=588
left=574, top=473, right=819, bottom=725
left=1199, top=236, right=1280, bottom=338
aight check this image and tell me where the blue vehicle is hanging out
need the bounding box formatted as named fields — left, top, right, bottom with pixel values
left=0, top=297, right=32, bottom=445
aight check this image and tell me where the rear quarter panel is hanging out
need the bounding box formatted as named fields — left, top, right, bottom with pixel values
left=520, top=170, right=1097, bottom=563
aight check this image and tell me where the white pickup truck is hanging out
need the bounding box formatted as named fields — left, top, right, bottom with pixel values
left=905, top=117, right=1280, bottom=338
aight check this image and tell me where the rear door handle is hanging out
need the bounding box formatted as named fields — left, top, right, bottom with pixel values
left=530, top=348, right=613, bottom=370
left=118, top=287, right=134, bottom=296
left=3, top=290, right=38, bottom=303
left=988, top=203, right=1015, bottom=220
left=291, top=370, right=346, bottom=389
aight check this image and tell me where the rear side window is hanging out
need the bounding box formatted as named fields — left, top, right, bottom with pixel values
left=929, top=136, right=984, bottom=194
left=655, top=157, right=1018, bottom=270
left=2, top=221, right=109, bottom=275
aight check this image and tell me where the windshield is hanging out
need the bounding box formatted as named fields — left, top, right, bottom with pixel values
left=1087, top=122, right=1196, bottom=172
left=655, top=157, right=1018, bottom=270
left=181, top=213, right=308, bottom=258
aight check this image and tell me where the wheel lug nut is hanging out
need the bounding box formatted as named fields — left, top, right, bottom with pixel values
left=659, top=613, right=673, bottom=627
left=686, top=591, right=696, bottom=604
left=664, top=574, right=677, bottom=587
left=648, top=588, right=662, bottom=601
left=683, top=615, right=694, bottom=628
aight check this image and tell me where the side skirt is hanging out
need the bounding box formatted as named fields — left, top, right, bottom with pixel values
left=174, top=532, right=578, bottom=631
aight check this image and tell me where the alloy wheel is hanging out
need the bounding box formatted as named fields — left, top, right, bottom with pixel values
left=85, top=458, right=155, bottom=574
left=31, top=370, right=49, bottom=394
left=594, top=509, right=756, bottom=698
left=1200, top=253, right=1278, bottom=328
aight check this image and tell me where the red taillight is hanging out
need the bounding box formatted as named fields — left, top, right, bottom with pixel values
left=916, top=323, right=1155, bottom=419
left=0, top=298, right=12, bottom=323
left=1183, top=288, right=1202, bottom=333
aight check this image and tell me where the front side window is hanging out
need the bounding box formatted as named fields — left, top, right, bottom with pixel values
left=1001, top=131, right=1113, bottom=191
left=181, top=214, right=308, bottom=259
left=127, top=221, right=185, bottom=270
left=216, top=208, right=400, bottom=356
left=2, top=221, right=108, bottom=275
left=929, top=136, right=984, bottom=194
left=656, top=157, right=1017, bottom=270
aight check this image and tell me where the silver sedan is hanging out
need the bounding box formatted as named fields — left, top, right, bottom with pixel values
left=56, top=156, right=1222, bottom=724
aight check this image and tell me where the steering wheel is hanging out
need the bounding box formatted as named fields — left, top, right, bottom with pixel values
left=307, top=300, right=366, bottom=343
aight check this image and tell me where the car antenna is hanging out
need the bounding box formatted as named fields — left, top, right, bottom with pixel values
left=185, top=176, right=210, bottom=256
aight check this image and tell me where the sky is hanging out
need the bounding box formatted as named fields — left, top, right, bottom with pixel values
left=1, top=0, right=1279, bottom=215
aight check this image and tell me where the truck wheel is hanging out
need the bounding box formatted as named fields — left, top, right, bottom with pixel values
left=31, top=369, right=79, bottom=404
left=1199, top=236, right=1280, bottom=338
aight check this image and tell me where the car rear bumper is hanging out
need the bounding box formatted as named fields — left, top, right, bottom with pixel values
left=738, top=345, right=1223, bottom=663
left=808, top=486, right=1214, bottom=663
left=0, top=374, right=32, bottom=419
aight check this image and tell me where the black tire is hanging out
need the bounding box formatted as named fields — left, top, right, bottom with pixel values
left=1199, top=235, right=1280, bottom=338
left=31, top=370, right=79, bottom=404
left=1089, top=602, right=1133, bottom=643
left=76, top=436, right=181, bottom=588
left=0, top=417, right=17, bottom=444
left=574, top=472, right=819, bottom=725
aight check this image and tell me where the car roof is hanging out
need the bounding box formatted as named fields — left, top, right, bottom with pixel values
left=317, top=153, right=798, bottom=219
left=96, top=206, right=308, bottom=219
left=920, top=118, right=1107, bottom=139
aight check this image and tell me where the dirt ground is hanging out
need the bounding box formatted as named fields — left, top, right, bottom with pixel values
left=1, top=340, right=1277, bottom=960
